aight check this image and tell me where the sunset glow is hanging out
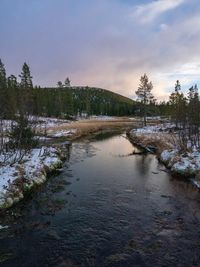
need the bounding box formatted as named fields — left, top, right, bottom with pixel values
left=1, top=0, right=200, bottom=100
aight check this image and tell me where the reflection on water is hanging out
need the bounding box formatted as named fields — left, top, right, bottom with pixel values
left=0, top=132, right=200, bottom=266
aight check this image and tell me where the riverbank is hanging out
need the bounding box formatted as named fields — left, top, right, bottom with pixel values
left=128, top=124, right=200, bottom=189
left=0, top=117, right=139, bottom=211
left=1, top=130, right=200, bottom=267
left=0, top=144, right=70, bottom=211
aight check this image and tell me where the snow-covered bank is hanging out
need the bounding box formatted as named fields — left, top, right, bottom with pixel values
left=129, top=124, right=174, bottom=153
left=129, top=124, right=200, bottom=189
left=0, top=146, right=67, bottom=210
left=0, top=116, right=137, bottom=210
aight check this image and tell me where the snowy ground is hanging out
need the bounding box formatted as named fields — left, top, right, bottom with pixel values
left=0, top=115, right=136, bottom=210
left=130, top=123, right=175, bottom=151
left=2, top=116, right=118, bottom=139
left=89, top=115, right=117, bottom=121
left=48, top=129, right=77, bottom=138
left=0, top=146, right=63, bottom=209
left=36, top=116, right=71, bottom=129
left=130, top=124, right=200, bottom=189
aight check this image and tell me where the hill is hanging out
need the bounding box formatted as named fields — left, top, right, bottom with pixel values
left=33, top=86, right=136, bottom=118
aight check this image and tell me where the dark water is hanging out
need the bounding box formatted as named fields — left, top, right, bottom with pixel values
left=0, top=132, right=200, bottom=267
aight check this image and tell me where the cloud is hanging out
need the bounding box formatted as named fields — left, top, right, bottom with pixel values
left=159, top=23, right=169, bottom=31
left=132, top=0, right=185, bottom=24
left=1, top=0, right=200, bottom=102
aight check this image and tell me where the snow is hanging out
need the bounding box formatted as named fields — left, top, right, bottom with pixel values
left=34, top=136, right=51, bottom=141
left=1, top=120, right=14, bottom=132
left=171, top=156, right=197, bottom=174
left=160, top=150, right=178, bottom=163
left=36, top=116, right=71, bottom=129
left=0, top=165, right=17, bottom=197
left=160, top=150, right=200, bottom=175
left=0, top=225, right=9, bottom=230
left=192, top=180, right=200, bottom=189
left=130, top=123, right=200, bottom=188
left=0, top=146, right=62, bottom=208
left=131, top=123, right=175, bottom=135
left=75, top=115, right=117, bottom=121
left=89, top=115, right=117, bottom=121
left=146, top=116, right=161, bottom=120
left=49, top=129, right=76, bottom=138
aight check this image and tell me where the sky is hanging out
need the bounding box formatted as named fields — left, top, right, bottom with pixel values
left=1, top=0, right=200, bottom=101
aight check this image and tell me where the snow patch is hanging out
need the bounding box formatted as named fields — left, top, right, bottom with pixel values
left=130, top=123, right=200, bottom=189
left=48, top=129, right=76, bottom=138
left=0, top=146, right=63, bottom=209
left=160, top=149, right=178, bottom=163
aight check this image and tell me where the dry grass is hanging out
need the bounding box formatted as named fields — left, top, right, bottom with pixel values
left=46, top=118, right=138, bottom=140
left=131, top=132, right=174, bottom=155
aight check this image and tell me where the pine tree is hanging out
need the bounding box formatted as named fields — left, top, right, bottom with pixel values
left=175, top=79, right=181, bottom=93
left=0, top=59, right=7, bottom=153
left=135, top=74, right=154, bottom=126
left=9, top=63, right=37, bottom=151
left=0, top=59, right=7, bottom=118
left=19, top=62, right=33, bottom=115
left=169, top=80, right=187, bottom=128
left=19, top=62, right=33, bottom=88
left=64, top=77, right=71, bottom=87
left=7, top=75, right=18, bottom=118
left=57, top=81, right=63, bottom=88
left=187, top=84, right=200, bottom=146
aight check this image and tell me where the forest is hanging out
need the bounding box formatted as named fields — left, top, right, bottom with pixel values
left=0, top=60, right=136, bottom=120
left=1, top=59, right=200, bottom=154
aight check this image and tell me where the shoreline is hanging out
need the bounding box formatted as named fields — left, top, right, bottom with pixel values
left=127, top=125, right=200, bottom=190
left=0, top=144, right=69, bottom=212
left=0, top=118, right=137, bottom=212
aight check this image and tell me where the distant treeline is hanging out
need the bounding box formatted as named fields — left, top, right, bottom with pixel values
left=0, top=59, right=173, bottom=120
left=0, top=60, right=137, bottom=118
left=33, top=86, right=136, bottom=118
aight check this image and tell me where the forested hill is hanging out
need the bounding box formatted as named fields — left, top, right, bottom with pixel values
left=33, top=86, right=136, bottom=117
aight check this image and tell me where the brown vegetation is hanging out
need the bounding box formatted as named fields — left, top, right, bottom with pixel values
left=46, top=118, right=139, bottom=140
left=128, top=131, right=173, bottom=155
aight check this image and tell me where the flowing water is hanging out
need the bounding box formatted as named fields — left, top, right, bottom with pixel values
left=0, top=131, right=200, bottom=267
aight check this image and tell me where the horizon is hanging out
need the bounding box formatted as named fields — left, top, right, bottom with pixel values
left=1, top=0, right=200, bottom=101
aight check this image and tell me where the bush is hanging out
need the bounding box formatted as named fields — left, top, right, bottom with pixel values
left=9, top=116, right=38, bottom=150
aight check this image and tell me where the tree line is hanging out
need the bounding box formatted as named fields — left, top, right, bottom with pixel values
left=0, top=60, right=135, bottom=120
left=168, top=80, right=200, bottom=149
left=135, top=73, right=200, bottom=150
left=0, top=60, right=38, bottom=163
left=2, top=58, right=200, bottom=154
left=0, top=59, right=136, bottom=162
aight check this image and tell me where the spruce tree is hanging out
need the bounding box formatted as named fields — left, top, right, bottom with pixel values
left=7, top=75, right=18, bottom=119
left=19, top=62, right=33, bottom=115
left=187, top=84, right=200, bottom=146
left=135, top=74, right=154, bottom=126
left=10, top=62, right=37, bottom=151
left=0, top=59, right=7, bottom=118
left=19, top=62, right=33, bottom=88
left=169, top=80, right=187, bottom=129
left=64, top=77, right=71, bottom=87
left=57, top=81, right=63, bottom=88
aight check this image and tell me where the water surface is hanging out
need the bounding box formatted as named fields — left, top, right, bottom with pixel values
left=0, top=132, right=200, bottom=266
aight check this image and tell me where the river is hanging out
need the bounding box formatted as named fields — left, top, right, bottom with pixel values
left=0, top=131, right=200, bottom=266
